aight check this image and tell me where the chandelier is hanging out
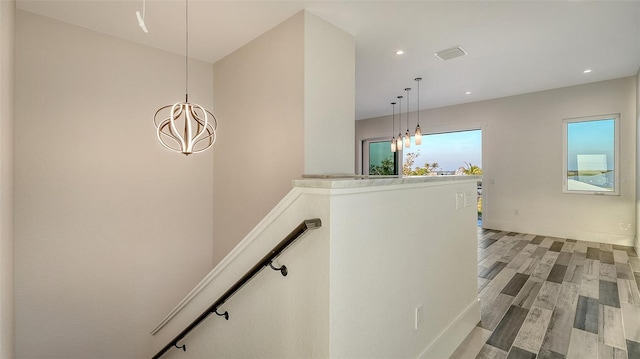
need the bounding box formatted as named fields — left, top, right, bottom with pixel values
left=153, top=0, right=217, bottom=155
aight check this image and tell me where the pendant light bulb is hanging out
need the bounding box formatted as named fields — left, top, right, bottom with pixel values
left=415, top=125, right=422, bottom=146
left=414, top=77, right=422, bottom=146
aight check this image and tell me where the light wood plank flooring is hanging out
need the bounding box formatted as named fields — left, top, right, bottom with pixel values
left=451, top=228, right=640, bottom=359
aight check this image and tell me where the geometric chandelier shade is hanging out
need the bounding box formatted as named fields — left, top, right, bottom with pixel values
left=154, top=98, right=217, bottom=155
left=153, top=0, right=217, bottom=155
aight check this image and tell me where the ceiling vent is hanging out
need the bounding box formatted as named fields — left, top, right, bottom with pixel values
left=434, top=46, right=467, bottom=61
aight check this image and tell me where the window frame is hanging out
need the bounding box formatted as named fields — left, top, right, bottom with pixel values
left=362, top=137, right=400, bottom=176
left=562, top=113, right=620, bottom=196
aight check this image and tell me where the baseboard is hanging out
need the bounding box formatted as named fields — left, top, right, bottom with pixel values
left=482, top=220, right=635, bottom=247
left=418, top=299, right=481, bottom=359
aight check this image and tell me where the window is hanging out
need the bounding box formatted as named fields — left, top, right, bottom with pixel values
left=402, top=129, right=482, bottom=176
left=364, top=140, right=397, bottom=175
left=563, top=114, right=619, bottom=195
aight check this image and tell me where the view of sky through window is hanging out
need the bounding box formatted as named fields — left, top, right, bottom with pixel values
left=407, top=129, right=482, bottom=172
left=565, top=117, right=616, bottom=192
left=566, top=119, right=614, bottom=172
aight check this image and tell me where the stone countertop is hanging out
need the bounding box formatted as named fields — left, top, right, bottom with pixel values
left=293, top=175, right=482, bottom=189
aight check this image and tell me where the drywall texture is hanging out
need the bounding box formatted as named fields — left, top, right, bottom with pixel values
left=0, top=1, right=15, bottom=357
left=15, top=12, right=214, bottom=358
left=356, top=77, right=637, bottom=245
left=303, top=12, right=355, bottom=176
left=211, top=11, right=355, bottom=266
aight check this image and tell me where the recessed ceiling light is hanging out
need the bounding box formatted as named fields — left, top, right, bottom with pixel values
left=395, top=50, right=404, bottom=55
left=465, top=91, right=472, bottom=95
left=583, top=69, right=592, bottom=74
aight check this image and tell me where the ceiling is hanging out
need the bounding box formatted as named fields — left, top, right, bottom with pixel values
left=16, top=0, right=640, bottom=120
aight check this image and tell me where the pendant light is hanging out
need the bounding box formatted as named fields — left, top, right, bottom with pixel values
left=390, top=102, right=397, bottom=153
left=404, top=87, right=411, bottom=148
left=414, top=77, right=422, bottom=145
left=153, top=0, right=217, bottom=155
left=396, top=96, right=404, bottom=151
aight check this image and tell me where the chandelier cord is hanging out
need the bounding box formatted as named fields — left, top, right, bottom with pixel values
left=185, top=0, right=189, bottom=102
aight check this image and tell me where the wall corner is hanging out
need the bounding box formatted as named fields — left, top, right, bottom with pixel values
left=0, top=0, right=16, bottom=357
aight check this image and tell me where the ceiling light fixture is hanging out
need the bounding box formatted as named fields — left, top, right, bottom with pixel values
left=396, top=95, right=404, bottom=151
left=465, top=91, right=471, bottom=95
left=153, top=0, right=217, bottom=155
left=404, top=88, right=411, bottom=148
left=583, top=69, right=592, bottom=74
left=414, top=77, right=422, bottom=145
left=395, top=50, right=405, bottom=55
left=390, top=102, right=397, bottom=153
left=135, top=0, right=149, bottom=33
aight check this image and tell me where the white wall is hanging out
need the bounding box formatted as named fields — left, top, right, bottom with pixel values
left=328, top=179, right=479, bottom=358
left=15, top=12, right=214, bottom=358
left=357, top=77, right=637, bottom=246
left=0, top=0, right=15, bottom=357
left=303, top=12, right=355, bottom=176
left=211, top=11, right=355, bottom=266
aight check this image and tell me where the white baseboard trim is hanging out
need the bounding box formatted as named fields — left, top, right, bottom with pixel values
left=418, top=298, right=481, bottom=359
left=482, top=220, right=635, bottom=247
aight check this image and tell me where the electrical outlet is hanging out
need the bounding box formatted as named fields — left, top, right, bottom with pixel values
left=456, top=192, right=464, bottom=209
left=464, top=191, right=474, bottom=207
left=415, top=305, right=423, bottom=330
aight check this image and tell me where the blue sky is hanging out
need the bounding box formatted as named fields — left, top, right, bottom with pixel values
left=566, top=119, right=614, bottom=171
left=407, top=129, right=482, bottom=171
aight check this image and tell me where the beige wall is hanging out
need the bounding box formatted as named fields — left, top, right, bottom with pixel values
left=357, top=77, right=637, bottom=245
left=212, top=11, right=355, bottom=265
left=15, top=12, right=214, bottom=358
left=0, top=1, right=15, bottom=357
left=212, top=12, right=305, bottom=265
left=303, top=12, right=355, bottom=176
left=157, top=188, right=331, bottom=359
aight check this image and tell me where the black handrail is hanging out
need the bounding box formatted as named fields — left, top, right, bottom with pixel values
left=152, top=218, right=322, bottom=359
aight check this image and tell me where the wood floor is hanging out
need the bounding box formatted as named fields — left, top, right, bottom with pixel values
left=451, top=228, right=640, bottom=359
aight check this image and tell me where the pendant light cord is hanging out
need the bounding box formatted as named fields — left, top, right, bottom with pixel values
left=185, top=0, right=189, bottom=102
left=416, top=78, right=421, bottom=126
left=405, top=88, right=410, bottom=130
